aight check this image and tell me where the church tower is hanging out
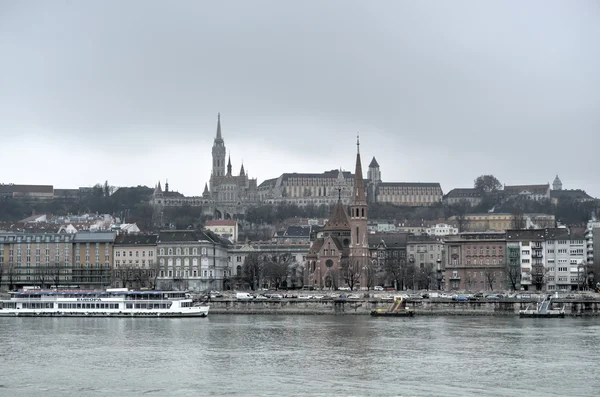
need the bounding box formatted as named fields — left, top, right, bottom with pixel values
left=349, top=134, right=369, bottom=261
left=211, top=113, right=226, bottom=179
left=552, top=175, right=562, bottom=191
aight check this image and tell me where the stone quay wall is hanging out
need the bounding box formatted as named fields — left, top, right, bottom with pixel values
left=207, top=298, right=600, bottom=316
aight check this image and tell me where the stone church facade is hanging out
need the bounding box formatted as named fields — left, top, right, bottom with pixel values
left=305, top=138, right=370, bottom=290
left=151, top=114, right=259, bottom=220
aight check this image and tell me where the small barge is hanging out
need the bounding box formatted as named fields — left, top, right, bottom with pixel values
left=519, top=295, right=565, bottom=318
left=371, top=297, right=414, bottom=317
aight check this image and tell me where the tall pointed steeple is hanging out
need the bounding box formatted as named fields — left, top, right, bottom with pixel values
left=227, top=154, right=232, bottom=176
left=211, top=113, right=226, bottom=181
left=352, top=133, right=367, bottom=204
left=157, top=181, right=162, bottom=192
left=216, top=112, right=223, bottom=141
left=203, top=182, right=210, bottom=197
left=240, top=161, right=245, bottom=176
left=349, top=132, right=368, bottom=262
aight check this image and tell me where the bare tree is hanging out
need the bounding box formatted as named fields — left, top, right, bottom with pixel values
left=263, top=257, right=290, bottom=290
left=7, top=262, right=15, bottom=291
left=384, top=258, right=407, bottom=291
left=364, top=260, right=377, bottom=290
left=417, top=264, right=435, bottom=290
left=531, top=263, right=545, bottom=291
left=341, top=258, right=362, bottom=291
left=35, top=265, right=51, bottom=289
left=484, top=270, right=496, bottom=291
left=506, top=263, right=521, bottom=291
left=325, top=269, right=340, bottom=290
left=464, top=272, right=473, bottom=291
left=510, top=210, right=527, bottom=229
left=242, top=253, right=262, bottom=290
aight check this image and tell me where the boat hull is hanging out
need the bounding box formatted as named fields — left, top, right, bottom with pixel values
left=0, top=306, right=209, bottom=318
left=370, top=310, right=414, bottom=317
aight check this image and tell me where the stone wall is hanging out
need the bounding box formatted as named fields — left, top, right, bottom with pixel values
left=207, top=298, right=600, bottom=316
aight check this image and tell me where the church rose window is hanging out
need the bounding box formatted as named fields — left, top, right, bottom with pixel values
left=326, top=259, right=333, bottom=268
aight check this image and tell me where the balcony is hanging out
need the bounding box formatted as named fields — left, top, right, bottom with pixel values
left=448, top=274, right=461, bottom=280
left=532, top=253, right=543, bottom=259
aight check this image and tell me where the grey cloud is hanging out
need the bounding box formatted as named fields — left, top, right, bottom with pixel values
left=0, top=0, right=598, bottom=196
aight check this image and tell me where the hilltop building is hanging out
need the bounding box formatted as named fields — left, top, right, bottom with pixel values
left=151, top=114, right=259, bottom=220
left=366, top=157, right=443, bottom=206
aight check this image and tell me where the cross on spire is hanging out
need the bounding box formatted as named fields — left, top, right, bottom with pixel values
left=357, top=132, right=360, bottom=153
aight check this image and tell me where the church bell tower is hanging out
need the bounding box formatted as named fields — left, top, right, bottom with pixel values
left=211, top=113, right=226, bottom=190
left=349, top=134, right=369, bottom=261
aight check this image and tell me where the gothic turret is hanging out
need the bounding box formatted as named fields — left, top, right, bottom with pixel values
left=553, top=175, right=562, bottom=191
left=165, top=179, right=169, bottom=192
left=227, top=155, right=232, bottom=176
left=367, top=156, right=381, bottom=183
left=202, top=183, right=210, bottom=198
left=240, top=162, right=245, bottom=176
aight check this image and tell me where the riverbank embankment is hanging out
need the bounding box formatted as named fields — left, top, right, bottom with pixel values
left=207, top=298, right=600, bottom=316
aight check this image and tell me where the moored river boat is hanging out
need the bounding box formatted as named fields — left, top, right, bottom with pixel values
left=371, top=297, right=414, bottom=317
left=0, top=288, right=209, bottom=318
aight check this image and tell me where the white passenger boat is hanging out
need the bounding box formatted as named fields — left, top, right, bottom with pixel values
left=0, top=288, right=209, bottom=318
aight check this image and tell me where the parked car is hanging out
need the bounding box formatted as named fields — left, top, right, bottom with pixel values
left=454, top=295, right=469, bottom=301
left=338, top=287, right=351, bottom=291
left=236, top=292, right=254, bottom=300
left=374, top=286, right=384, bottom=291
left=269, top=294, right=283, bottom=300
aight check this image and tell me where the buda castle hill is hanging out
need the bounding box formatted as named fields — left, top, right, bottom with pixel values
left=1, top=115, right=599, bottom=294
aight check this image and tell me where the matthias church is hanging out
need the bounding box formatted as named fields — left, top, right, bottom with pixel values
left=151, top=114, right=259, bottom=220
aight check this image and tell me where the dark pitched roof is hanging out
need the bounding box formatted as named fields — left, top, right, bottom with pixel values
left=0, top=222, right=64, bottom=234
left=379, top=182, right=441, bottom=188
left=407, top=235, right=442, bottom=243
left=505, top=229, right=546, bottom=241
left=0, top=184, right=54, bottom=194
left=258, top=178, right=278, bottom=189
left=158, top=230, right=201, bottom=242
left=308, top=238, right=325, bottom=255
left=283, top=225, right=312, bottom=238
left=550, top=189, right=594, bottom=200
left=323, top=202, right=351, bottom=231
left=504, top=184, right=549, bottom=195
left=114, top=234, right=158, bottom=245
left=368, top=157, right=379, bottom=168
left=445, top=188, right=482, bottom=198
left=368, top=233, right=408, bottom=248
left=543, top=228, right=571, bottom=240
left=281, top=170, right=354, bottom=181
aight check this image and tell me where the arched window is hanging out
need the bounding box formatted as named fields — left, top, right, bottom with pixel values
left=361, top=208, right=364, bottom=217
left=176, top=248, right=181, bottom=255
left=184, top=248, right=189, bottom=255
left=176, top=258, right=181, bottom=267
left=193, top=248, right=198, bottom=255
left=168, top=248, right=173, bottom=256
left=160, top=258, right=165, bottom=266
left=356, top=227, right=359, bottom=243
left=159, top=248, right=165, bottom=255
left=168, top=258, right=173, bottom=267
left=193, top=258, right=198, bottom=267
left=184, top=258, right=189, bottom=267
left=236, top=265, right=242, bottom=275
left=160, top=270, right=164, bottom=277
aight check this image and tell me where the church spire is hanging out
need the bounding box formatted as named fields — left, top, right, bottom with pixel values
left=352, top=133, right=366, bottom=204
left=227, top=154, right=232, bottom=176
left=215, top=112, right=223, bottom=141
left=240, top=160, right=245, bottom=176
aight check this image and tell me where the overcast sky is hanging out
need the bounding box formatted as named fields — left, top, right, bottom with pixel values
left=1, top=1, right=599, bottom=197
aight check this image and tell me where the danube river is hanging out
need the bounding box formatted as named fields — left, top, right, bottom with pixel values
left=1, top=315, right=599, bottom=396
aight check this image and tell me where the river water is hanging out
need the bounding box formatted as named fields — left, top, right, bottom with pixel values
left=1, top=315, right=599, bottom=396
